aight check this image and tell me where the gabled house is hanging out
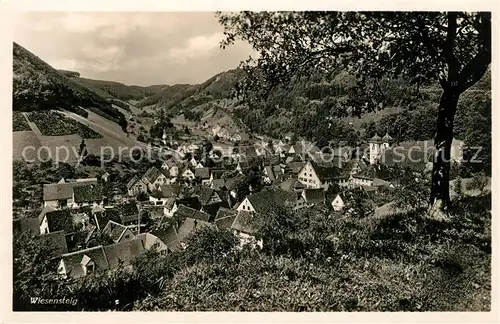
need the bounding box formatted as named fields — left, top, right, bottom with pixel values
left=297, top=161, right=344, bottom=189
left=161, top=160, right=179, bottom=177
left=194, top=167, right=211, bottom=185
left=58, top=245, right=109, bottom=279
left=114, top=203, right=141, bottom=227
left=102, top=220, right=136, bottom=243
left=39, top=209, right=86, bottom=235
left=180, top=166, right=196, bottom=182
left=72, top=183, right=104, bottom=208
left=230, top=211, right=263, bottom=249
left=278, top=178, right=306, bottom=192
left=350, top=164, right=392, bottom=188
left=43, top=182, right=74, bottom=208
left=301, top=188, right=326, bottom=206
left=213, top=207, right=237, bottom=230
left=331, top=193, right=347, bottom=211
left=236, top=190, right=300, bottom=214
left=126, top=175, right=147, bottom=197
left=141, top=166, right=170, bottom=191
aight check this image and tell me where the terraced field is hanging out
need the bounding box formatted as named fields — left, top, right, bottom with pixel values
left=26, top=111, right=103, bottom=139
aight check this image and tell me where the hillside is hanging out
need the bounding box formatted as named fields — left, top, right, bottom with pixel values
left=12, top=42, right=125, bottom=127
left=136, top=69, right=244, bottom=113
left=69, top=77, right=168, bottom=101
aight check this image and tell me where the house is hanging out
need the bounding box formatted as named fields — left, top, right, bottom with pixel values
left=115, top=203, right=141, bottom=227
left=58, top=245, right=109, bottom=279
left=43, top=178, right=102, bottom=208
left=126, top=175, right=147, bottom=197
left=230, top=211, right=263, bottom=249
left=102, top=220, right=136, bottom=243
left=141, top=166, right=170, bottom=191
left=331, top=193, right=347, bottom=211
left=39, top=209, right=86, bottom=235
left=278, top=178, right=306, bottom=192
left=161, top=160, right=179, bottom=177
left=345, top=159, right=369, bottom=175
left=194, top=167, right=211, bottom=185
left=285, top=161, right=306, bottom=175
left=151, top=226, right=183, bottom=252
left=176, top=217, right=214, bottom=248
left=236, top=190, right=300, bottom=214
left=136, top=232, right=169, bottom=253
left=297, top=161, right=344, bottom=189
left=72, top=183, right=104, bottom=208
left=90, top=206, right=119, bottom=228
left=39, top=230, right=69, bottom=258
left=263, top=165, right=280, bottom=184
left=43, top=182, right=74, bottom=208
left=57, top=238, right=147, bottom=279
left=213, top=207, right=237, bottom=230
left=181, top=166, right=196, bottom=181
left=350, top=164, right=392, bottom=188
left=301, top=188, right=326, bottom=206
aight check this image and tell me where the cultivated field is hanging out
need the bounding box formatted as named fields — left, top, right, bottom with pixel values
left=26, top=111, right=102, bottom=139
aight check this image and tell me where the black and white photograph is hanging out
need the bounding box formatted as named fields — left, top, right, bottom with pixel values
left=7, top=8, right=494, bottom=314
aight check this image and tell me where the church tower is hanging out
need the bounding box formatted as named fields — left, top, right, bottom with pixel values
left=381, top=133, right=393, bottom=150
left=369, top=134, right=382, bottom=165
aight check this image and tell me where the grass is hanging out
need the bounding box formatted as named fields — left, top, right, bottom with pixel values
left=13, top=112, right=32, bottom=132
left=27, top=111, right=102, bottom=139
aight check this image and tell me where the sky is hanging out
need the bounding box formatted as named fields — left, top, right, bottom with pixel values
left=13, top=12, right=254, bottom=86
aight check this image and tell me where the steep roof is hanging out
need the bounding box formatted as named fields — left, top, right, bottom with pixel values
left=264, top=166, right=276, bottom=182
left=173, top=204, right=197, bottom=219
left=152, top=226, right=182, bottom=252
left=214, top=207, right=237, bottom=230
left=61, top=245, right=109, bottom=278
left=103, top=220, right=131, bottom=243
left=192, top=210, right=212, bottom=223
left=103, top=238, right=145, bottom=268
left=309, top=161, right=342, bottom=182
left=192, top=186, right=220, bottom=206
left=40, top=230, right=69, bottom=258
left=278, top=178, right=306, bottom=192
left=194, top=167, right=211, bottom=179
left=45, top=210, right=75, bottom=233
left=231, top=211, right=262, bottom=235
left=73, top=184, right=103, bottom=203
left=303, top=188, right=326, bottom=204
left=176, top=217, right=213, bottom=243
left=160, top=184, right=182, bottom=198
left=142, top=166, right=165, bottom=183
left=115, top=203, right=139, bottom=224
left=43, top=183, right=73, bottom=201
left=91, top=208, right=122, bottom=230
left=126, top=175, right=142, bottom=189
left=245, top=190, right=297, bottom=215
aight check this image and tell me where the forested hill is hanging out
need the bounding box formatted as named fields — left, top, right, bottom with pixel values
left=12, top=42, right=125, bottom=125
left=134, top=69, right=244, bottom=114
left=135, top=65, right=490, bottom=152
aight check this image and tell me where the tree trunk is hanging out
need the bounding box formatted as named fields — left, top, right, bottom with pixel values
left=430, top=89, right=459, bottom=209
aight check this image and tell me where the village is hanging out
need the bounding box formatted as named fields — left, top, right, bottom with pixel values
left=13, top=120, right=469, bottom=280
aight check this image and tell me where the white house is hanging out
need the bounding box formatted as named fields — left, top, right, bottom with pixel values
left=331, top=193, right=346, bottom=211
